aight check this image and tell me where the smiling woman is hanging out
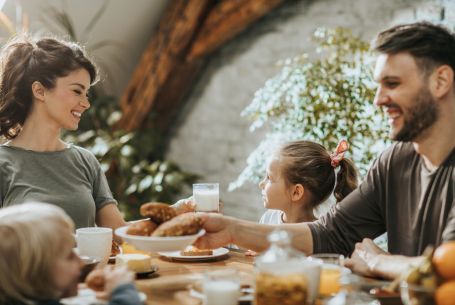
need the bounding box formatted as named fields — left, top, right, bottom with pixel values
left=0, top=35, right=126, bottom=230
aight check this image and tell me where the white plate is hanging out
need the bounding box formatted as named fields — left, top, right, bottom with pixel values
left=61, top=288, right=146, bottom=305
left=158, top=247, right=229, bottom=261
left=115, top=226, right=205, bottom=252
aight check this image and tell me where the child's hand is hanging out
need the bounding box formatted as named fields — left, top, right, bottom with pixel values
left=95, top=266, right=134, bottom=300
left=171, top=197, right=196, bottom=214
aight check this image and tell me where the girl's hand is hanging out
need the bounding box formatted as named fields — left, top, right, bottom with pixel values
left=193, top=213, right=234, bottom=249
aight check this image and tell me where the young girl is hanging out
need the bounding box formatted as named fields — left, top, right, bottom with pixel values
left=259, top=140, right=358, bottom=224
left=0, top=35, right=125, bottom=229
left=0, top=202, right=140, bottom=305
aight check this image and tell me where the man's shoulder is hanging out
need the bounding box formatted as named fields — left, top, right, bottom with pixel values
left=377, top=142, right=417, bottom=166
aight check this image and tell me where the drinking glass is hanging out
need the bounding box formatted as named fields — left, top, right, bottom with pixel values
left=311, top=253, right=345, bottom=297
left=203, top=269, right=240, bottom=305
left=193, top=183, right=219, bottom=212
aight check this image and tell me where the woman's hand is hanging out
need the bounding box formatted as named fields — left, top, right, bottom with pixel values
left=171, top=197, right=197, bottom=215
left=172, top=197, right=225, bottom=214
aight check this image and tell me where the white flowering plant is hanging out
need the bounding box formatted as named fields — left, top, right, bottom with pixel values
left=230, top=27, right=390, bottom=190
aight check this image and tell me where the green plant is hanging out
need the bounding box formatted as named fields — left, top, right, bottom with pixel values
left=43, top=1, right=198, bottom=219
left=230, top=27, right=390, bottom=190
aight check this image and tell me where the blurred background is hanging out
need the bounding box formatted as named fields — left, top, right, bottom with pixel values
left=1, top=0, right=451, bottom=221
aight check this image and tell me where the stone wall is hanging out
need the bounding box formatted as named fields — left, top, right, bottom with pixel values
left=166, top=0, right=447, bottom=221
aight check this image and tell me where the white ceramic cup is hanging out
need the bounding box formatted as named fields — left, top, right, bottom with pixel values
left=193, top=183, right=219, bottom=212
left=75, top=227, right=112, bottom=265
left=203, top=269, right=240, bottom=305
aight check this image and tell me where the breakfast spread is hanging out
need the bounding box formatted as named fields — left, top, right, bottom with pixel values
left=115, top=253, right=152, bottom=273
left=255, top=272, right=308, bottom=305
left=139, top=202, right=177, bottom=224
left=125, top=202, right=203, bottom=238
left=126, top=219, right=158, bottom=236
left=111, top=240, right=121, bottom=256
left=152, top=213, right=203, bottom=237
left=180, top=246, right=213, bottom=256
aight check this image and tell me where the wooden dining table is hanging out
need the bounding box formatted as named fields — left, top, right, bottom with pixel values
left=134, top=249, right=255, bottom=305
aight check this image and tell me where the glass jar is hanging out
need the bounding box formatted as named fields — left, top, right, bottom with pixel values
left=325, top=273, right=380, bottom=305
left=254, top=230, right=321, bottom=305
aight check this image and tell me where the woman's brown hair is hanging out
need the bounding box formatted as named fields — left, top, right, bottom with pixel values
left=0, top=35, right=98, bottom=139
left=277, top=140, right=358, bottom=207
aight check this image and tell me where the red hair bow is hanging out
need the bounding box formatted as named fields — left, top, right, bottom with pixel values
left=330, top=140, right=349, bottom=168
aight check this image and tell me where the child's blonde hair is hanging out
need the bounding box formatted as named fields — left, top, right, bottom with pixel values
left=276, top=140, right=358, bottom=207
left=0, top=202, right=74, bottom=304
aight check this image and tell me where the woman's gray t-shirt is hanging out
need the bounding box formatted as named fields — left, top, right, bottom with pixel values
left=0, top=144, right=117, bottom=228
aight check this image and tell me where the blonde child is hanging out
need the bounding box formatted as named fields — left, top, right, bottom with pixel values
left=258, top=140, right=358, bottom=224
left=0, top=202, right=141, bottom=305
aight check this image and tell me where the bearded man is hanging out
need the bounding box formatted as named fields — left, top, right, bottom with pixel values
left=193, top=22, right=455, bottom=279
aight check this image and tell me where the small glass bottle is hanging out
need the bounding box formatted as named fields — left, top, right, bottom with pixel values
left=254, top=230, right=321, bottom=305
left=325, top=273, right=380, bottom=305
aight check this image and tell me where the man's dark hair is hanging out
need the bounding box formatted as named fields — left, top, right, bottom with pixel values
left=373, top=22, right=455, bottom=76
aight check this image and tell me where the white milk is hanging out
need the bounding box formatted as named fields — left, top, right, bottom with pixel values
left=194, top=189, right=219, bottom=212
left=203, top=280, right=240, bottom=305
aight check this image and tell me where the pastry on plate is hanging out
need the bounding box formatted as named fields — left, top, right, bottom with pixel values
left=139, top=202, right=176, bottom=224
left=152, top=213, right=202, bottom=237
left=180, top=246, right=213, bottom=256
left=126, top=219, right=158, bottom=236
left=111, top=240, right=121, bottom=256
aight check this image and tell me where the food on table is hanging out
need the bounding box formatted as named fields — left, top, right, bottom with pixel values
left=85, top=269, right=106, bottom=292
left=434, top=280, right=455, bottom=305
left=126, top=219, right=158, bottom=236
left=139, top=202, right=176, bottom=224
left=369, top=287, right=400, bottom=297
left=111, top=240, right=121, bottom=256
left=432, top=241, right=455, bottom=305
left=432, top=241, right=455, bottom=281
left=394, top=244, right=455, bottom=305
left=180, top=246, right=213, bottom=256
left=152, top=213, right=203, bottom=237
left=115, top=253, right=152, bottom=273
left=255, top=272, right=308, bottom=305
left=399, top=247, right=437, bottom=305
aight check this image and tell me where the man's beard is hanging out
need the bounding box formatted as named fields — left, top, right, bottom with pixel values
left=392, top=87, right=439, bottom=142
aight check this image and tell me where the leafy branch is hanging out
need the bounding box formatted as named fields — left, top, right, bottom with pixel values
left=230, top=27, right=390, bottom=190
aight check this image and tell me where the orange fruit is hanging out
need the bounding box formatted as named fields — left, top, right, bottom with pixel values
left=435, top=280, right=455, bottom=305
left=433, top=242, right=455, bottom=280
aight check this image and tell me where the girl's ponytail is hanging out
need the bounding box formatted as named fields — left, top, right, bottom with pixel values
left=333, top=158, right=358, bottom=202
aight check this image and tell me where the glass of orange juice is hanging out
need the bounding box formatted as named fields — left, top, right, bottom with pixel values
left=311, top=253, right=344, bottom=297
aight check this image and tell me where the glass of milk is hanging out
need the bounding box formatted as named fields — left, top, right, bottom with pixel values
left=203, top=269, right=240, bottom=305
left=193, top=183, right=219, bottom=212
